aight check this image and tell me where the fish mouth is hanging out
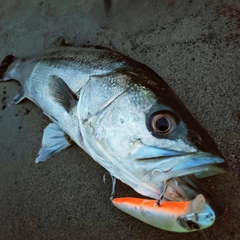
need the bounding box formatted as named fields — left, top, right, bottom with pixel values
left=133, top=150, right=228, bottom=216
left=160, top=174, right=225, bottom=217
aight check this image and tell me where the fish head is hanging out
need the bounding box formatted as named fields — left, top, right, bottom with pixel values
left=78, top=68, right=228, bottom=214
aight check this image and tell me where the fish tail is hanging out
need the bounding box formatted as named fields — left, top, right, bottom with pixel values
left=0, top=55, right=17, bottom=81
left=0, top=55, right=26, bottom=105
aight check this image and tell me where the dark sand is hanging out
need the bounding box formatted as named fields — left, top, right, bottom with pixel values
left=0, top=0, right=240, bottom=239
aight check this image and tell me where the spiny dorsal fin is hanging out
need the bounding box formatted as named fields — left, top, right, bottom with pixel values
left=49, top=75, right=77, bottom=112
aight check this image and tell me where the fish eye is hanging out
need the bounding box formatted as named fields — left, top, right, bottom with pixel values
left=150, top=111, right=178, bottom=134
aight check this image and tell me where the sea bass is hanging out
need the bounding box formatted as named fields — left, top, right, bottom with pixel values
left=0, top=46, right=227, bottom=232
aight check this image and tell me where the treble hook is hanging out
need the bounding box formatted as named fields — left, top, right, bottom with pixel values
left=155, top=180, right=168, bottom=206
left=103, top=172, right=116, bottom=200
left=155, top=178, right=179, bottom=206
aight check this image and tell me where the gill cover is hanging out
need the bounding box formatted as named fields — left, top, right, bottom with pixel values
left=77, top=72, right=136, bottom=175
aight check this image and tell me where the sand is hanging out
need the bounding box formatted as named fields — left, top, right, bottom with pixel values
left=0, top=0, right=240, bottom=239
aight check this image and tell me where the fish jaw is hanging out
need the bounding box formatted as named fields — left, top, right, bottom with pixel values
left=127, top=148, right=227, bottom=217
left=124, top=146, right=226, bottom=200
left=112, top=194, right=215, bottom=232
left=133, top=150, right=227, bottom=186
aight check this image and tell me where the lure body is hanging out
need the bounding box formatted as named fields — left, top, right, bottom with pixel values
left=112, top=194, right=215, bottom=232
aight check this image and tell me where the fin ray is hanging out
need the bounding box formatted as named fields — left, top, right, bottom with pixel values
left=49, top=75, right=77, bottom=112
left=35, top=123, right=71, bottom=163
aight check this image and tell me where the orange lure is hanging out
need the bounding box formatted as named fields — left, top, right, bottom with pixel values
left=112, top=194, right=215, bottom=232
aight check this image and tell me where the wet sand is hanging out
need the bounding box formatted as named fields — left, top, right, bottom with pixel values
left=0, top=0, right=240, bottom=239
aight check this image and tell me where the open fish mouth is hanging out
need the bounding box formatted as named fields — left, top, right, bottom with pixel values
left=134, top=150, right=227, bottom=214
left=112, top=150, right=227, bottom=232
left=161, top=174, right=224, bottom=216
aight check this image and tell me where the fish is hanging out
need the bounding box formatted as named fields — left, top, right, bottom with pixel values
left=0, top=46, right=228, bottom=232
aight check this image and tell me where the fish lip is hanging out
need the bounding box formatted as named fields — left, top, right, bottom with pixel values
left=136, top=150, right=227, bottom=179
left=137, top=150, right=224, bottom=162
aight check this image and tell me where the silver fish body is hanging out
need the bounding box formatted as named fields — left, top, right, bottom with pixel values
left=2, top=47, right=129, bottom=147
left=0, top=46, right=227, bottom=230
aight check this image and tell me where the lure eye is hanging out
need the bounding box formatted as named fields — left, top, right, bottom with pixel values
left=185, top=220, right=200, bottom=230
left=150, top=111, right=178, bottom=134
left=177, top=218, right=200, bottom=230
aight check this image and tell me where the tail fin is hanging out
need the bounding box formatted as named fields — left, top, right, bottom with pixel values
left=0, top=55, right=16, bottom=80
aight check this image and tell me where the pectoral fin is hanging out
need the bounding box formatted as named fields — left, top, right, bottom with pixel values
left=35, top=123, right=72, bottom=163
left=49, top=75, right=77, bottom=112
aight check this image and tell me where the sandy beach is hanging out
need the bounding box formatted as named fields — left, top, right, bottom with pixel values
left=0, top=0, right=240, bottom=239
